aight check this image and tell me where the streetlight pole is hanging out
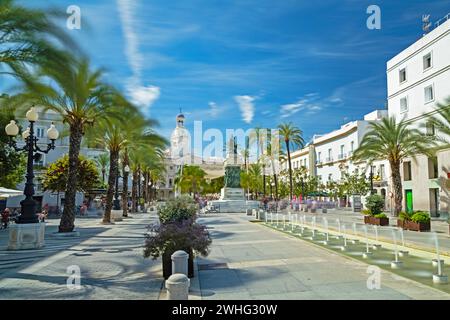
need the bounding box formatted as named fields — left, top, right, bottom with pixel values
left=5, top=107, right=59, bottom=224
left=369, top=164, right=374, bottom=195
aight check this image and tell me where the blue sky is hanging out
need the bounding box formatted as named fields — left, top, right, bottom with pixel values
left=5, top=0, right=450, bottom=145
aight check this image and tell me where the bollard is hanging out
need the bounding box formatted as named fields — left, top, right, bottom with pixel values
left=171, top=250, right=189, bottom=276
left=166, top=273, right=190, bottom=300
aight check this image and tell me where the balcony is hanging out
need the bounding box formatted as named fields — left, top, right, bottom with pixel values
left=337, top=153, right=346, bottom=160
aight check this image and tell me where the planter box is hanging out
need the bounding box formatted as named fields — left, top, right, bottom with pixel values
left=162, top=248, right=194, bottom=279
left=406, top=220, right=430, bottom=232
left=364, top=216, right=389, bottom=226
left=397, top=220, right=430, bottom=232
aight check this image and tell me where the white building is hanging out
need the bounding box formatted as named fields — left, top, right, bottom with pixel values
left=286, top=110, right=390, bottom=206
left=157, top=112, right=223, bottom=200
left=387, top=14, right=450, bottom=217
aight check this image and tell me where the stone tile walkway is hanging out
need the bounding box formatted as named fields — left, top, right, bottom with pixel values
left=195, top=212, right=450, bottom=300
left=0, top=214, right=163, bottom=299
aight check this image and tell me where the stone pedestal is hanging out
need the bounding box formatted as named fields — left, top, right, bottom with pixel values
left=171, top=250, right=189, bottom=276
left=8, top=222, right=45, bottom=250
left=166, top=274, right=190, bottom=300
left=111, top=210, right=123, bottom=222
left=221, top=187, right=245, bottom=200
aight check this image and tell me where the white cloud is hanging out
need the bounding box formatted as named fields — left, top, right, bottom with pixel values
left=117, top=0, right=160, bottom=112
left=127, top=84, right=160, bottom=111
left=208, top=101, right=220, bottom=118
left=234, top=95, right=255, bottom=124
left=280, top=93, right=325, bottom=118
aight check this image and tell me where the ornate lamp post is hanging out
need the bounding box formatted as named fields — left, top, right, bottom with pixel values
left=369, top=163, right=374, bottom=195
left=5, top=107, right=59, bottom=224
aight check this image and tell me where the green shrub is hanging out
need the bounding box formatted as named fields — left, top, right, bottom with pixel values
left=361, top=209, right=371, bottom=216
left=374, top=213, right=387, bottom=219
left=410, top=211, right=430, bottom=223
left=158, top=195, right=198, bottom=224
left=365, top=194, right=384, bottom=216
left=399, top=211, right=411, bottom=221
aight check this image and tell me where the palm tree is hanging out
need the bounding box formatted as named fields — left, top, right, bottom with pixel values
left=278, top=122, right=304, bottom=201
left=15, top=58, right=117, bottom=232
left=426, top=99, right=450, bottom=145
left=88, top=99, right=167, bottom=223
left=353, top=117, right=435, bottom=216
left=95, top=153, right=109, bottom=184
left=175, top=165, right=206, bottom=195
left=0, top=0, right=77, bottom=78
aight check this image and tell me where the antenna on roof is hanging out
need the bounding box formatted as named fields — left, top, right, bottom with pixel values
left=422, top=14, right=432, bottom=35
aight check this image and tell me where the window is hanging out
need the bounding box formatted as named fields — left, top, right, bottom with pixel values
left=169, top=178, right=173, bottom=187
left=327, top=148, right=332, bottom=162
left=428, top=157, right=438, bottom=179
left=350, top=141, right=354, bottom=152
left=36, top=127, right=45, bottom=138
left=423, top=53, right=432, bottom=70
left=400, top=97, right=408, bottom=113
left=339, top=145, right=345, bottom=159
left=34, top=153, right=45, bottom=167
left=399, top=68, right=407, bottom=83
left=380, top=164, right=385, bottom=180
left=403, top=161, right=412, bottom=181
left=317, top=152, right=321, bottom=162
left=328, top=173, right=332, bottom=181
left=424, top=85, right=434, bottom=103
left=426, top=122, right=435, bottom=136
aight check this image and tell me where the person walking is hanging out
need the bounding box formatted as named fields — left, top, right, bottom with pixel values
left=1, top=208, right=11, bottom=229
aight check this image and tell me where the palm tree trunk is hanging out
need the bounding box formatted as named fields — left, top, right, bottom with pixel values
left=285, top=140, right=293, bottom=201
left=103, top=150, right=119, bottom=223
left=122, top=151, right=129, bottom=217
left=391, top=160, right=403, bottom=216
left=131, top=169, right=138, bottom=213
left=273, top=173, right=278, bottom=201
left=58, top=122, right=82, bottom=233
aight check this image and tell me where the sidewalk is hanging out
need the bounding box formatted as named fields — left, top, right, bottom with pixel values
left=194, top=212, right=449, bottom=299
left=0, top=214, right=164, bottom=299
left=274, top=208, right=450, bottom=256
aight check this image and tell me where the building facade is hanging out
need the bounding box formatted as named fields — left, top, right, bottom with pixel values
left=285, top=110, right=390, bottom=207
left=387, top=15, right=450, bottom=217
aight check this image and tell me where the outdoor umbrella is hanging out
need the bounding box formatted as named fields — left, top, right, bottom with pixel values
left=0, top=187, right=23, bottom=198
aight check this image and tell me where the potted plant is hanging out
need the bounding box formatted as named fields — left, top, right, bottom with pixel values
left=363, top=194, right=389, bottom=226
left=143, top=195, right=211, bottom=279
left=407, top=211, right=431, bottom=232
left=143, top=219, right=211, bottom=279
left=397, top=211, right=410, bottom=229
left=398, top=211, right=431, bottom=232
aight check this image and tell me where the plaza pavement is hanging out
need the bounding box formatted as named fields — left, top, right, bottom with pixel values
left=0, top=214, right=164, bottom=299
left=273, top=208, right=450, bottom=256
left=1, top=210, right=449, bottom=300
left=194, top=212, right=450, bottom=300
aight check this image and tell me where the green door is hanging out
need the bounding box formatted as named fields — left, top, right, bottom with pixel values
left=405, top=190, right=413, bottom=213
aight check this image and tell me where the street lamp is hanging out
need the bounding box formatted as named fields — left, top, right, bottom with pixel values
left=5, top=107, right=59, bottom=223
left=369, top=163, right=374, bottom=195
left=300, top=177, right=305, bottom=203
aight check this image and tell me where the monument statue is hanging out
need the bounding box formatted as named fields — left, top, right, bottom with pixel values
left=224, top=166, right=241, bottom=188
left=208, top=135, right=259, bottom=212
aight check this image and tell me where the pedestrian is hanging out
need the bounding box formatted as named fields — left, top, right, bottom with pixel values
left=1, top=208, right=10, bottom=229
